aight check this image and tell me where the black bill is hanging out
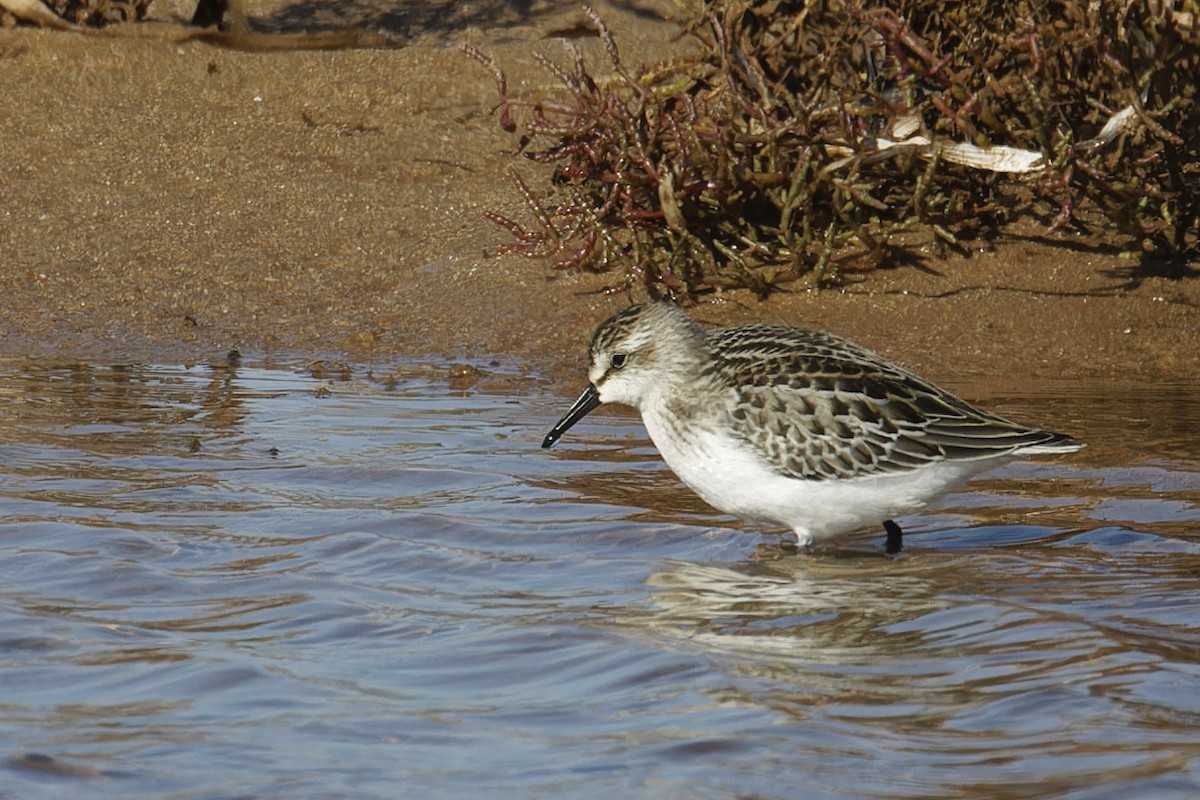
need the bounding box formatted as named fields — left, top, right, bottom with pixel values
left=542, top=384, right=601, bottom=448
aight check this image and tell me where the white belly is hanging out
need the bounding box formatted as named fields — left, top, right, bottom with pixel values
left=642, top=411, right=991, bottom=543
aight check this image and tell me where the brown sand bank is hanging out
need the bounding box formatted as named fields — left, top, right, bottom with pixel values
left=1, top=0, right=1196, bottom=387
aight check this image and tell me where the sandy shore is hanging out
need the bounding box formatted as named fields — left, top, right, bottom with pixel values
left=2, top=0, right=1197, bottom=386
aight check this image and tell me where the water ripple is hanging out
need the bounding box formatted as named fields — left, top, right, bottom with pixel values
left=0, top=362, right=1197, bottom=798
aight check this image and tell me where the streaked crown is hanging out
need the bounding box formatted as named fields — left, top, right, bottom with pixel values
left=586, top=304, right=707, bottom=407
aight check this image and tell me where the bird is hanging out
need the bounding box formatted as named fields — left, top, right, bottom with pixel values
left=542, top=303, right=1082, bottom=554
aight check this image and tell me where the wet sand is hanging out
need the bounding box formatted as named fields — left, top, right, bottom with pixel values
left=2, top=0, right=1197, bottom=384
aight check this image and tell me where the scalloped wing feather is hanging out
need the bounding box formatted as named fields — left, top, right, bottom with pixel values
left=709, top=324, right=1078, bottom=481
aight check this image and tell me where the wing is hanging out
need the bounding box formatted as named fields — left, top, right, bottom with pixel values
left=708, top=324, right=1074, bottom=481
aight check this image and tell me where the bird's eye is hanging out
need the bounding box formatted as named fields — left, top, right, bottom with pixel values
left=611, top=353, right=628, bottom=369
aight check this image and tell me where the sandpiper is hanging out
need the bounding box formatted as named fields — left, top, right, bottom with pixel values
left=542, top=303, right=1082, bottom=553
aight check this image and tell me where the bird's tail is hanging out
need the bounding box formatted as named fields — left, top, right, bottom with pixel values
left=1018, top=431, right=1084, bottom=455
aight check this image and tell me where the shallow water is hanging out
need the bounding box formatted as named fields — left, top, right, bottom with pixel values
left=1, top=360, right=1198, bottom=799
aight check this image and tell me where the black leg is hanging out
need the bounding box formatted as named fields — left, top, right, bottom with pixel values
left=883, top=519, right=903, bottom=555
